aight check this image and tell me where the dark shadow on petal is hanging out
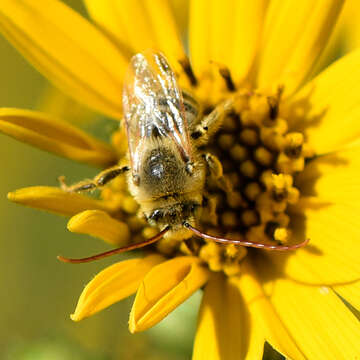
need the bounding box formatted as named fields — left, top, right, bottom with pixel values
left=262, top=342, right=285, bottom=360
left=199, top=274, right=251, bottom=359
left=284, top=84, right=328, bottom=134
left=334, top=291, right=360, bottom=321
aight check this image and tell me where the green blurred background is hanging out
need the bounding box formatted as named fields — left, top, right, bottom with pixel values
left=0, top=1, right=200, bottom=359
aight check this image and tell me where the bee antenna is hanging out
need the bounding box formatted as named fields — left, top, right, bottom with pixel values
left=183, top=223, right=309, bottom=251
left=57, top=226, right=170, bottom=264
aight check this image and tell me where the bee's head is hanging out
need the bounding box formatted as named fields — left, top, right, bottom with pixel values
left=147, top=201, right=201, bottom=239
left=58, top=196, right=309, bottom=265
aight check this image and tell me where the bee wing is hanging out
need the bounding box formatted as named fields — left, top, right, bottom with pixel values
left=122, top=51, right=193, bottom=177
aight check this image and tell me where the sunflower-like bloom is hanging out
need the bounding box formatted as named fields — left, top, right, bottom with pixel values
left=1, top=1, right=360, bottom=359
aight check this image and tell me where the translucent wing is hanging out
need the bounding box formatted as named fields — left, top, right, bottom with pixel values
left=122, top=51, right=193, bottom=177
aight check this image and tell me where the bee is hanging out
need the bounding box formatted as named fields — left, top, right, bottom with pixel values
left=58, top=51, right=308, bottom=263
left=122, top=51, right=206, bottom=241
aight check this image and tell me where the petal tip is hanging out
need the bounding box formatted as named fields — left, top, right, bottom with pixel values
left=70, top=313, right=81, bottom=322
left=67, top=214, right=81, bottom=232
left=7, top=191, right=17, bottom=201
left=128, top=317, right=139, bottom=334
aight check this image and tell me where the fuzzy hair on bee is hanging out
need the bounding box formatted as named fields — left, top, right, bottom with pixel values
left=121, top=51, right=209, bottom=241
left=127, top=137, right=205, bottom=239
left=58, top=51, right=309, bottom=264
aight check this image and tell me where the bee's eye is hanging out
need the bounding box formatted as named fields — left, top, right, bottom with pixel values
left=150, top=210, right=163, bottom=221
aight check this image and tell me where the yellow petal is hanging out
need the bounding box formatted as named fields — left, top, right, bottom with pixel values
left=189, top=0, right=244, bottom=77
left=232, top=260, right=305, bottom=359
left=269, top=197, right=360, bottom=284
left=37, top=86, right=99, bottom=127
left=129, top=256, right=209, bottom=333
left=169, top=0, right=189, bottom=40
left=0, top=0, right=128, bottom=119
left=192, top=273, right=245, bottom=360
left=71, top=254, right=164, bottom=321
left=205, top=0, right=268, bottom=82
left=312, top=0, right=360, bottom=77
left=270, top=277, right=360, bottom=359
left=67, top=210, right=130, bottom=246
left=334, top=280, right=360, bottom=312
left=339, top=0, right=360, bottom=52
left=189, top=0, right=267, bottom=86
left=257, top=0, right=344, bottom=96
left=84, top=0, right=130, bottom=47
left=89, top=0, right=185, bottom=69
left=207, top=0, right=237, bottom=70
left=297, top=145, right=360, bottom=204
left=8, top=186, right=111, bottom=216
left=189, top=0, right=211, bottom=76
left=193, top=264, right=304, bottom=360
left=289, top=48, right=360, bottom=154
left=273, top=146, right=360, bottom=284
left=202, top=0, right=268, bottom=83
left=0, top=108, right=117, bottom=167
left=141, top=0, right=185, bottom=68
left=124, top=1, right=159, bottom=52
left=230, top=0, right=268, bottom=83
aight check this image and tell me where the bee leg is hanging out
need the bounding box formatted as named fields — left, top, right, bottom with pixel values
left=59, top=165, right=130, bottom=193
left=203, top=153, right=232, bottom=192
left=191, top=98, right=234, bottom=145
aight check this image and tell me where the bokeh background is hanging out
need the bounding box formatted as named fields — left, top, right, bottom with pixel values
left=0, top=1, right=359, bottom=359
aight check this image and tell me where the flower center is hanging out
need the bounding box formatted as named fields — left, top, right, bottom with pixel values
left=105, top=87, right=313, bottom=276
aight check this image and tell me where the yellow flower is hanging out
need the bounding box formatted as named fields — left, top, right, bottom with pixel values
left=1, top=0, right=360, bottom=359
left=314, top=0, right=360, bottom=75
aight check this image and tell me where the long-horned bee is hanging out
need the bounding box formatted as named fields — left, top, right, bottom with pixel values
left=58, top=51, right=308, bottom=263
